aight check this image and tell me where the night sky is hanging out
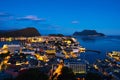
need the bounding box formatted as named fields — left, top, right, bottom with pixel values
left=0, top=0, right=120, bottom=35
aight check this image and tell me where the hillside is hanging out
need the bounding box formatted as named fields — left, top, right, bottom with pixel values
left=0, top=27, right=41, bottom=37
left=48, top=34, right=64, bottom=37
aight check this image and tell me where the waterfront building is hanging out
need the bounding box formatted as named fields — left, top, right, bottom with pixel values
left=107, top=51, right=120, bottom=62
left=64, top=59, right=87, bottom=74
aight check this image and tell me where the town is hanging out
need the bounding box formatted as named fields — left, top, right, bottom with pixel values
left=0, top=36, right=120, bottom=80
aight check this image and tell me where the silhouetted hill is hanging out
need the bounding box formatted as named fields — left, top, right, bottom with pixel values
left=48, top=34, right=64, bottom=37
left=0, top=27, right=41, bottom=37
left=73, top=30, right=105, bottom=36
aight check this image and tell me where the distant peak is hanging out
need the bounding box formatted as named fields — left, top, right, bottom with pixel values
left=73, top=29, right=105, bottom=36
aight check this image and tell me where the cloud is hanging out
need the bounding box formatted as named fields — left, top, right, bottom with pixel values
left=0, top=12, right=14, bottom=21
left=71, top=20, right=79, bottom=24
left=17, top=15, right=46, bottom=22
left=0, top=12, right=11, bottom=17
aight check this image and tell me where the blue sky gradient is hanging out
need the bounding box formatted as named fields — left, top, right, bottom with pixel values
left=0, top=0, right=120, bottom=35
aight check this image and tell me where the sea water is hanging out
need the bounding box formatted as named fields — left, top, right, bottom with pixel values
left=76, top=36, right=120, bottom=64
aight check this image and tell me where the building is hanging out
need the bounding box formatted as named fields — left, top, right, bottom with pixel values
left=64, top=59, right=87, bottom=74
left=7, top=44, right=20, bottom=53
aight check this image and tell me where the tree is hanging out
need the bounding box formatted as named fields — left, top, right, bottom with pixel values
left=15, top=68, right=49, bottom=80
left=86, top=72, right=102, bottom=80
left=57, top=67, right=76, bottom=80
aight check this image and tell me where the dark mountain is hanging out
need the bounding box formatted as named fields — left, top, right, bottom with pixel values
left=73, top=30, right=105, bottom=36
left=0, top=27, right=41, bottom=37
left=0, top=29, right=17, bottom=33
left=0, top=30, right=10, bottom=34
left=48, top=34, right=64, bottom=37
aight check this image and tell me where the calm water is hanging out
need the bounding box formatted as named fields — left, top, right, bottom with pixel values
left=1, top=36, right=120, bottom=64
left=76, top=36, right=120, bottom=64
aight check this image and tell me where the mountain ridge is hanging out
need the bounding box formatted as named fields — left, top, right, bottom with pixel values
left=0, top=27, right=41, bottom=37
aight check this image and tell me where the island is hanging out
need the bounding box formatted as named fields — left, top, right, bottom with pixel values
left=73, top=30, right=105, bottom=36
